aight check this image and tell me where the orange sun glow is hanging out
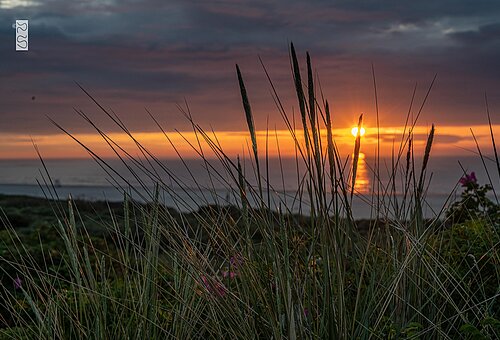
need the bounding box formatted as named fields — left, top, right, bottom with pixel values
left=351, top=126, right=366, bottom=137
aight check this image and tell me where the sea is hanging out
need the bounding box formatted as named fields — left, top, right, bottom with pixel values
left=0, top=156, right=497, bottom=219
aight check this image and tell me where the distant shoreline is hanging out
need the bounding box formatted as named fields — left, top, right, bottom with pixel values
left=0, top=186, right=457, bottom=221
left=0, top=193, right=423, bottom=235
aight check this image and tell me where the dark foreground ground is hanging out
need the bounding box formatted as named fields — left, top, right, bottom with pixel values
left=0, top=193, right=382, bottom=234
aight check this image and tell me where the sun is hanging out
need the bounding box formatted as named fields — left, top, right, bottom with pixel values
left=351, top=126, right=366, bottom=137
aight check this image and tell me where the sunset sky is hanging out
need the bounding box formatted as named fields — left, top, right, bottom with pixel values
left=1, top=0, right=499, bottom=159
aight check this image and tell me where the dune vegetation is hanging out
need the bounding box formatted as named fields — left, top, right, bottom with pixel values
left=0, top=44, right=499, bottom=339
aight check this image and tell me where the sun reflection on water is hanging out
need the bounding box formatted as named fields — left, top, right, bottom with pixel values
left=352, top=152, right=370, bottom=194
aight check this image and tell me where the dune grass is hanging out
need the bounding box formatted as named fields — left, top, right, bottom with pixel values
left=0, top=43, right=499, bottom=339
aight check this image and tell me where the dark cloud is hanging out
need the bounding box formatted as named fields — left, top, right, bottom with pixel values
left=1, top=0, right=500, bottom=135
left=448, top=22, right=500, bottom=44
left=333, top=0, right=500, bottom=23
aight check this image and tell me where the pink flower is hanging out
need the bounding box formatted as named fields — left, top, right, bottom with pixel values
left=459, top=172, right=477, bottom=187
left=304, top=307, right=309, bottom=317
left=13, top=276, right=22, bottom=290
left=200, top=275, right=226, bottom=297
left=220, top=254, right=243, bottom=280
left=229, top=254, right=244, bottom=268
left=222, top=271, right=237, bottom=279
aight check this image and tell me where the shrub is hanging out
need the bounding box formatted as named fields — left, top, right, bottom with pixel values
left=446, top=172, right=499, bottom=225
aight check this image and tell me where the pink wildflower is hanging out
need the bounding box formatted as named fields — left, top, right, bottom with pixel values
left=222, top=271, right=237, bottom=279
left=200, top=275, right=226, bottom=297
left=459, top=172, right=477, bottom=187
left=13, top=276, right=22, bottom=290
left=229, top=254, right=244, bottom=268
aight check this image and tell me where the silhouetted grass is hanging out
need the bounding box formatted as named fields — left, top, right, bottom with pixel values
left=0, top=43, right=498, bottom=339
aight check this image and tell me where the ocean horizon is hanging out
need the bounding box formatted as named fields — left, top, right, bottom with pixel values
left=0, top=155, right=496, bottom=219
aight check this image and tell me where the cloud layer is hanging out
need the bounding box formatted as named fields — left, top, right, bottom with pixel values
left=1, top=0, right=500, bottom=136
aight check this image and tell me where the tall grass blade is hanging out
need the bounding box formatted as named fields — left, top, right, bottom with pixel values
left=417, top=123, right=434, bottom=197
left=351, top=114, right=363, bottom=200
left=485, top=93, right=500, bottom=185
left=236, top=64, right=263, bottom=201
left=290, top=42, right=310, bottom=153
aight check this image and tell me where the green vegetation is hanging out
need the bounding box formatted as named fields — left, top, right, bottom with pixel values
left=1, top=44, right=499, bottom=339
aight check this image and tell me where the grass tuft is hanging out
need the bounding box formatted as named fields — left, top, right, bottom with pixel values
left=0, top=45, right=498, bottom=339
